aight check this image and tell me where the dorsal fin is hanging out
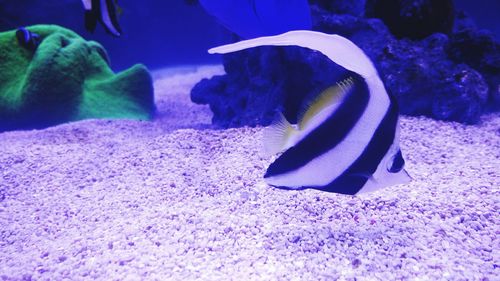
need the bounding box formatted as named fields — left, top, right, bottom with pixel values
left=208, top=30, right=378, bottom=79
left=297, top=77, right=354, bottom=130
left=262, top=112, right=297, bottom=157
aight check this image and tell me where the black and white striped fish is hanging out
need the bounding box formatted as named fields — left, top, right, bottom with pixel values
left=82, top=0, right=122, bottom=37
left=209, top=30, right=411, bottom=195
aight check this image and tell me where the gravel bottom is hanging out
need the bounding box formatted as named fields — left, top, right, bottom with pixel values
left=0, top=65, right=498, bottom=281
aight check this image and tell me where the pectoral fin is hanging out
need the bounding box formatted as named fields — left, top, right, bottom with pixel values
left=262, top=112, right=297, bottom=157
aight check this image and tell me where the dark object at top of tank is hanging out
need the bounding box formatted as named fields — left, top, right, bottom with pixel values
left=365, top=0, right=455, bottom=40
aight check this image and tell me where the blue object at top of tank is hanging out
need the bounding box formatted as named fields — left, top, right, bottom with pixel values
left=198, top=0, right=312, bottom=39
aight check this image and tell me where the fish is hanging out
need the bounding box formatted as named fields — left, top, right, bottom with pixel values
left=16, top=27, right=41, bottom=51
left=198, top=0, right=312, bottom=39
left=81, top=0, right=122, bottom=37
left=208, top=30, right=411, bottom=195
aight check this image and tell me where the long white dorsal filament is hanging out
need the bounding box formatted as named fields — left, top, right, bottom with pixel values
left=208, top=30, right=377, bottom=80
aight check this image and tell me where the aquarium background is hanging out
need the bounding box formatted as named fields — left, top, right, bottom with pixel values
left=0, top=0, right=498, bottom=71
left=1, top=1, right=498, bottom=280
left=0, top=0, right=228, bottom=70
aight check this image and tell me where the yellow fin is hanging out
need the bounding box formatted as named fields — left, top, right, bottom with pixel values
left=297, top=77, right=354, bottom=130
left=262, top=112, right=296, bottom=157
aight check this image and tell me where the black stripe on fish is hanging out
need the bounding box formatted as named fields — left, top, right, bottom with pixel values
left=84, top=0, right=101, bottom=33
left=264, top=71, right=370, bottom=178
left=103, top=0, right=122, bottom=36
left=85, top=9, right=98, bottom=32
left=85, top=0, right=122, bottom=36
left=313, top=92, right=399, bottom=195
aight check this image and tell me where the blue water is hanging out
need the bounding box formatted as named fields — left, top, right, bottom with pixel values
left=0, top=0, right=498, bottom=71
left=0, top=1, right=229, bottom=71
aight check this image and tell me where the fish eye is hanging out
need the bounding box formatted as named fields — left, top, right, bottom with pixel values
left=387, top=150, right=405, bottom=173
left=16, top=28, right=41, bottom=51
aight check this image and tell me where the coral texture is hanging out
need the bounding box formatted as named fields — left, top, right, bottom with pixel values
left=191, top=1, right=499, bottom=127
left=0, top=25, right=155, bottom=132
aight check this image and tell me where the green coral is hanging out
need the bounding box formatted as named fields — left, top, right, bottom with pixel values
left=0, top=25, right=155, bottom=132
